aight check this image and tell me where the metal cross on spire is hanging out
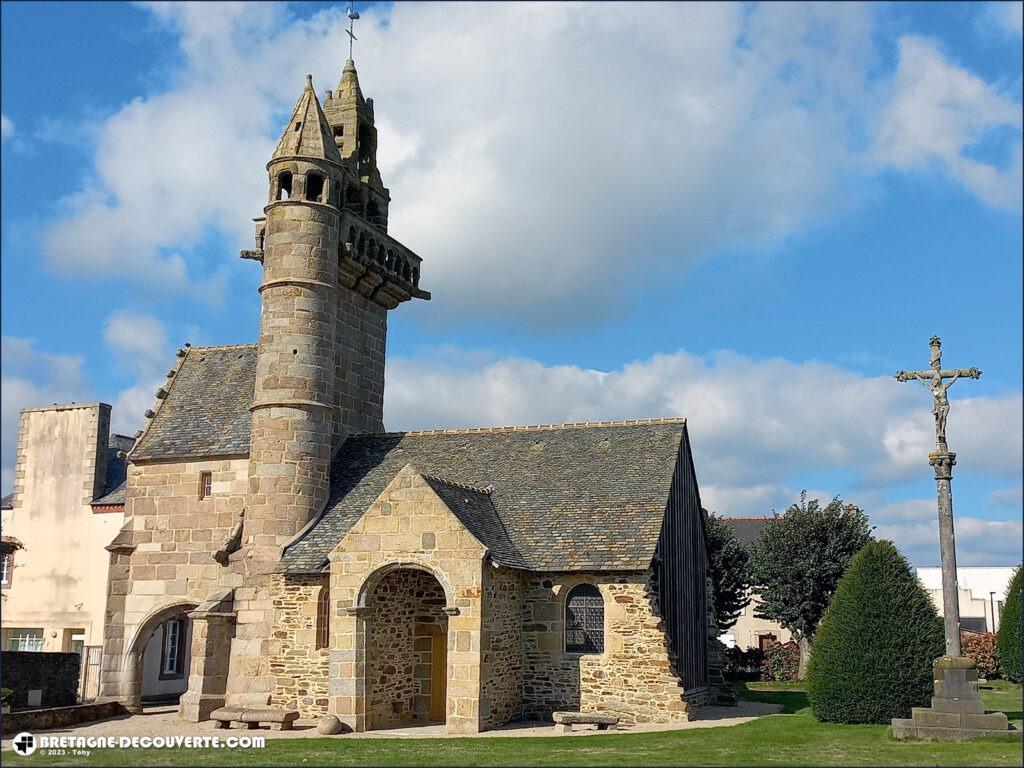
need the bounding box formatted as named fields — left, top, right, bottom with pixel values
left=346, top=1, right=360, bottom=60
left=895, top=336, right=981, bottom=658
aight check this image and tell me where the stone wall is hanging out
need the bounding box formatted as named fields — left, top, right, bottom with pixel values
left=328, top=465, right=486, bottom=735
left=521, top=572, right=691, bottom=724
left=1, top=701, right=124, bottom=733
left=99, top=457, right=247, bottom=706
left=367, top=569, right=447, bottom=727
left=480, top=566, right=523, bottom=729
left=2, top=651, right=81, bottom=707
left=268, top=574, right=330, bottom=715
left=334, top=290, right=387, bottom=443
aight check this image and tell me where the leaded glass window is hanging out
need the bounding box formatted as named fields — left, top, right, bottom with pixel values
left=565, top=584, right=604, bottom=653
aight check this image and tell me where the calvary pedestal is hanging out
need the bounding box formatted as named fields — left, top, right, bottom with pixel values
left=890, top=339, right=1018, bottom=742
left=892, top=656, right=1015, bottom=741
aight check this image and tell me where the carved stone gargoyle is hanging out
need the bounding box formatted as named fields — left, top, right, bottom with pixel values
left=214, top=508, right=244, bottom=565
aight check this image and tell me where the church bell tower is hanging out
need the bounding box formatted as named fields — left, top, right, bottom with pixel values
left=242, top=62, right=429, bottom=558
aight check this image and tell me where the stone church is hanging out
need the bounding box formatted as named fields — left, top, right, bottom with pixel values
left=98, top=58, right=711, bottom=735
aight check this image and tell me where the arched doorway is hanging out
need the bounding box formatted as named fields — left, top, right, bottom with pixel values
left=121, top=602, right=197, bottom=713
left=366, top=568, right=449, bottom=729
left=140, top=612, right=192, bottom=704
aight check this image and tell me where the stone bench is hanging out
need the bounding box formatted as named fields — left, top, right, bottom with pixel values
left=210, top=706, right=299, bottom=731
left=553, top=711, right=619, bottom=733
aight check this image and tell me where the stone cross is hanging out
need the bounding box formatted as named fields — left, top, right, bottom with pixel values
left=895, top=336, right=981, bottom=657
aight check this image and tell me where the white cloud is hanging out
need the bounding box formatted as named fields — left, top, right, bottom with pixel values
left=874, top=35, right=1023, bottom=210
left=876, top=506, right=1023, bottom=567
left=988, top=2, right=1024, bottom=37
left=1, top=114, right=13, bottom=141
left=35, top=3, right=875, bottom=320
left=384, top=346, right=1022, bottom=564
left=0, top=337, right=90, bottom=492
left=104, top=310, right=170, bottom=376
left=103, top=310, right=171, bottom=436
left=0, top=315, right=172, bottom=489
left=990, top=485, right=1024, bottom=508
left=36, top=5, right=1021, bottom=318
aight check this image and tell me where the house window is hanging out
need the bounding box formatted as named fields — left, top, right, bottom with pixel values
left=199, top=471, right=212, bottom=500
left=565, top=584, right=604, bottom=654
left=758, top=633, right=779, bottom=652
left=316, top=585, right=330, bottom=650
left=6, top=628, right=44, bottom=652
left=0, top=552, right=12, bottom=587
left=160, top=618, right=187, bottom=679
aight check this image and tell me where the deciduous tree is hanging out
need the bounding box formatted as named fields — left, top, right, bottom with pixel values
left=749, top=492, right=872, bottom=677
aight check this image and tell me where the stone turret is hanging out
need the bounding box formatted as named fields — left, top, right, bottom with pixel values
left=243, top=66, right=430, bottom=559
left=323, top=59, right=389, bottom=229
left=244, top=75, right=344, bottom=559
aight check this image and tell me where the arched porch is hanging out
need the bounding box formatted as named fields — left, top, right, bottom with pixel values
left=119, top=602, right=199, bottom=714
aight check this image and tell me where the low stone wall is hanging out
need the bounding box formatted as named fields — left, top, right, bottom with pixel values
left=1, top=701, right=124, bottom=733
left=1, top=651, right=80, bottom=708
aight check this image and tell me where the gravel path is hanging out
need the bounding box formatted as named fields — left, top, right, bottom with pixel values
left=2, top=700, right=782, bottom=746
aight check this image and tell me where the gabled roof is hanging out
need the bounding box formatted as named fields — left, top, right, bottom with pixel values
left=282, top=419, right=687, bottom=573
left=273, top=75, right=343, bottom=164
left=723, top=516, right=771, bottom=546
left=132, top=345, right=256, bottom=461
left=422, top=474, right=527, bottom=570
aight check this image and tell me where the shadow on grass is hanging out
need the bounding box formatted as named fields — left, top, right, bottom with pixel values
left=734, top=681, right=809, bottom=714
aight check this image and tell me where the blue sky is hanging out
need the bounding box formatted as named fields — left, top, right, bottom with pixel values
left=2, top=1, right=1021, bottom=565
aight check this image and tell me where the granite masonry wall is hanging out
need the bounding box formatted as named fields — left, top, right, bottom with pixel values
left=328, top=465, right=486, bottom=735
left=521, top=572, right=692, bottom=724
left=480, top=566, right=523, bottom=729
left=99, top=457, right=247, bottom=706
left=366, top=569, right=447, bottom=727
left=334, top=290, right=387, bottom=443
left=269, top=574, right=331, bottom=715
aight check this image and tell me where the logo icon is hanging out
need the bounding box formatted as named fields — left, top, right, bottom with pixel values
left=13, top=732, right=36, bottom=756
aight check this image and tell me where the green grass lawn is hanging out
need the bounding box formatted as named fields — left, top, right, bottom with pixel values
left=5, top=682, right=1021, bottom=767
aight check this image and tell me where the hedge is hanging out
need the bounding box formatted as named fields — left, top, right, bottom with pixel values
left=997, top=565, right=1021, bottom=683
left=807, top=540, right=944, bottom=723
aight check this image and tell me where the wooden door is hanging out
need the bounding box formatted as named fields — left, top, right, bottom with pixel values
left=429, top=634, right=447, bottom=722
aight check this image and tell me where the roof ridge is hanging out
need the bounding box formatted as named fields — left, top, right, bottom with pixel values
left=421, top=473, right=493, bottom=495
left=366, top=417, right=687, bottom=438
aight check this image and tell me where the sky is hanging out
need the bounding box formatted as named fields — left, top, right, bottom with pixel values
left=1, top=1, right=1021, bottom=567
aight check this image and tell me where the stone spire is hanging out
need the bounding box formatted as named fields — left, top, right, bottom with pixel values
left=335, top=59, right=365, bottom=106
left=272, top=74, right=343, bottom=164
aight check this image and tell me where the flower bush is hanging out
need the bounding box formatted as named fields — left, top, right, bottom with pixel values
left=961, top=631, right=1000, bottom=679
left=761, top=640, right=800, bottom=681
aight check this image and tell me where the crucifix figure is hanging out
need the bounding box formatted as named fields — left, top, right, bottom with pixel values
left=895, top=336, right=981, bottom=657
left=896, top=336, right=981, bottom=451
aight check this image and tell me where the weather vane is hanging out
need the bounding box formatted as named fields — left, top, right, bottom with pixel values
left=346, top=1, right=360, bottom=60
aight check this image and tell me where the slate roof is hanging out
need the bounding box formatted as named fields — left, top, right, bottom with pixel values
left=273, top=76, right=343, bottom=164
left=0, top=493, right=12, bottom=511
left=90, top=434, right=137, bottom=506
left=131, top=345, right=256, bottom=461
left=422, top=475, right=527, bottom=569
left=282, top=420, right=686, bottom=573
left=724, top=516, right=771, bottom=546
